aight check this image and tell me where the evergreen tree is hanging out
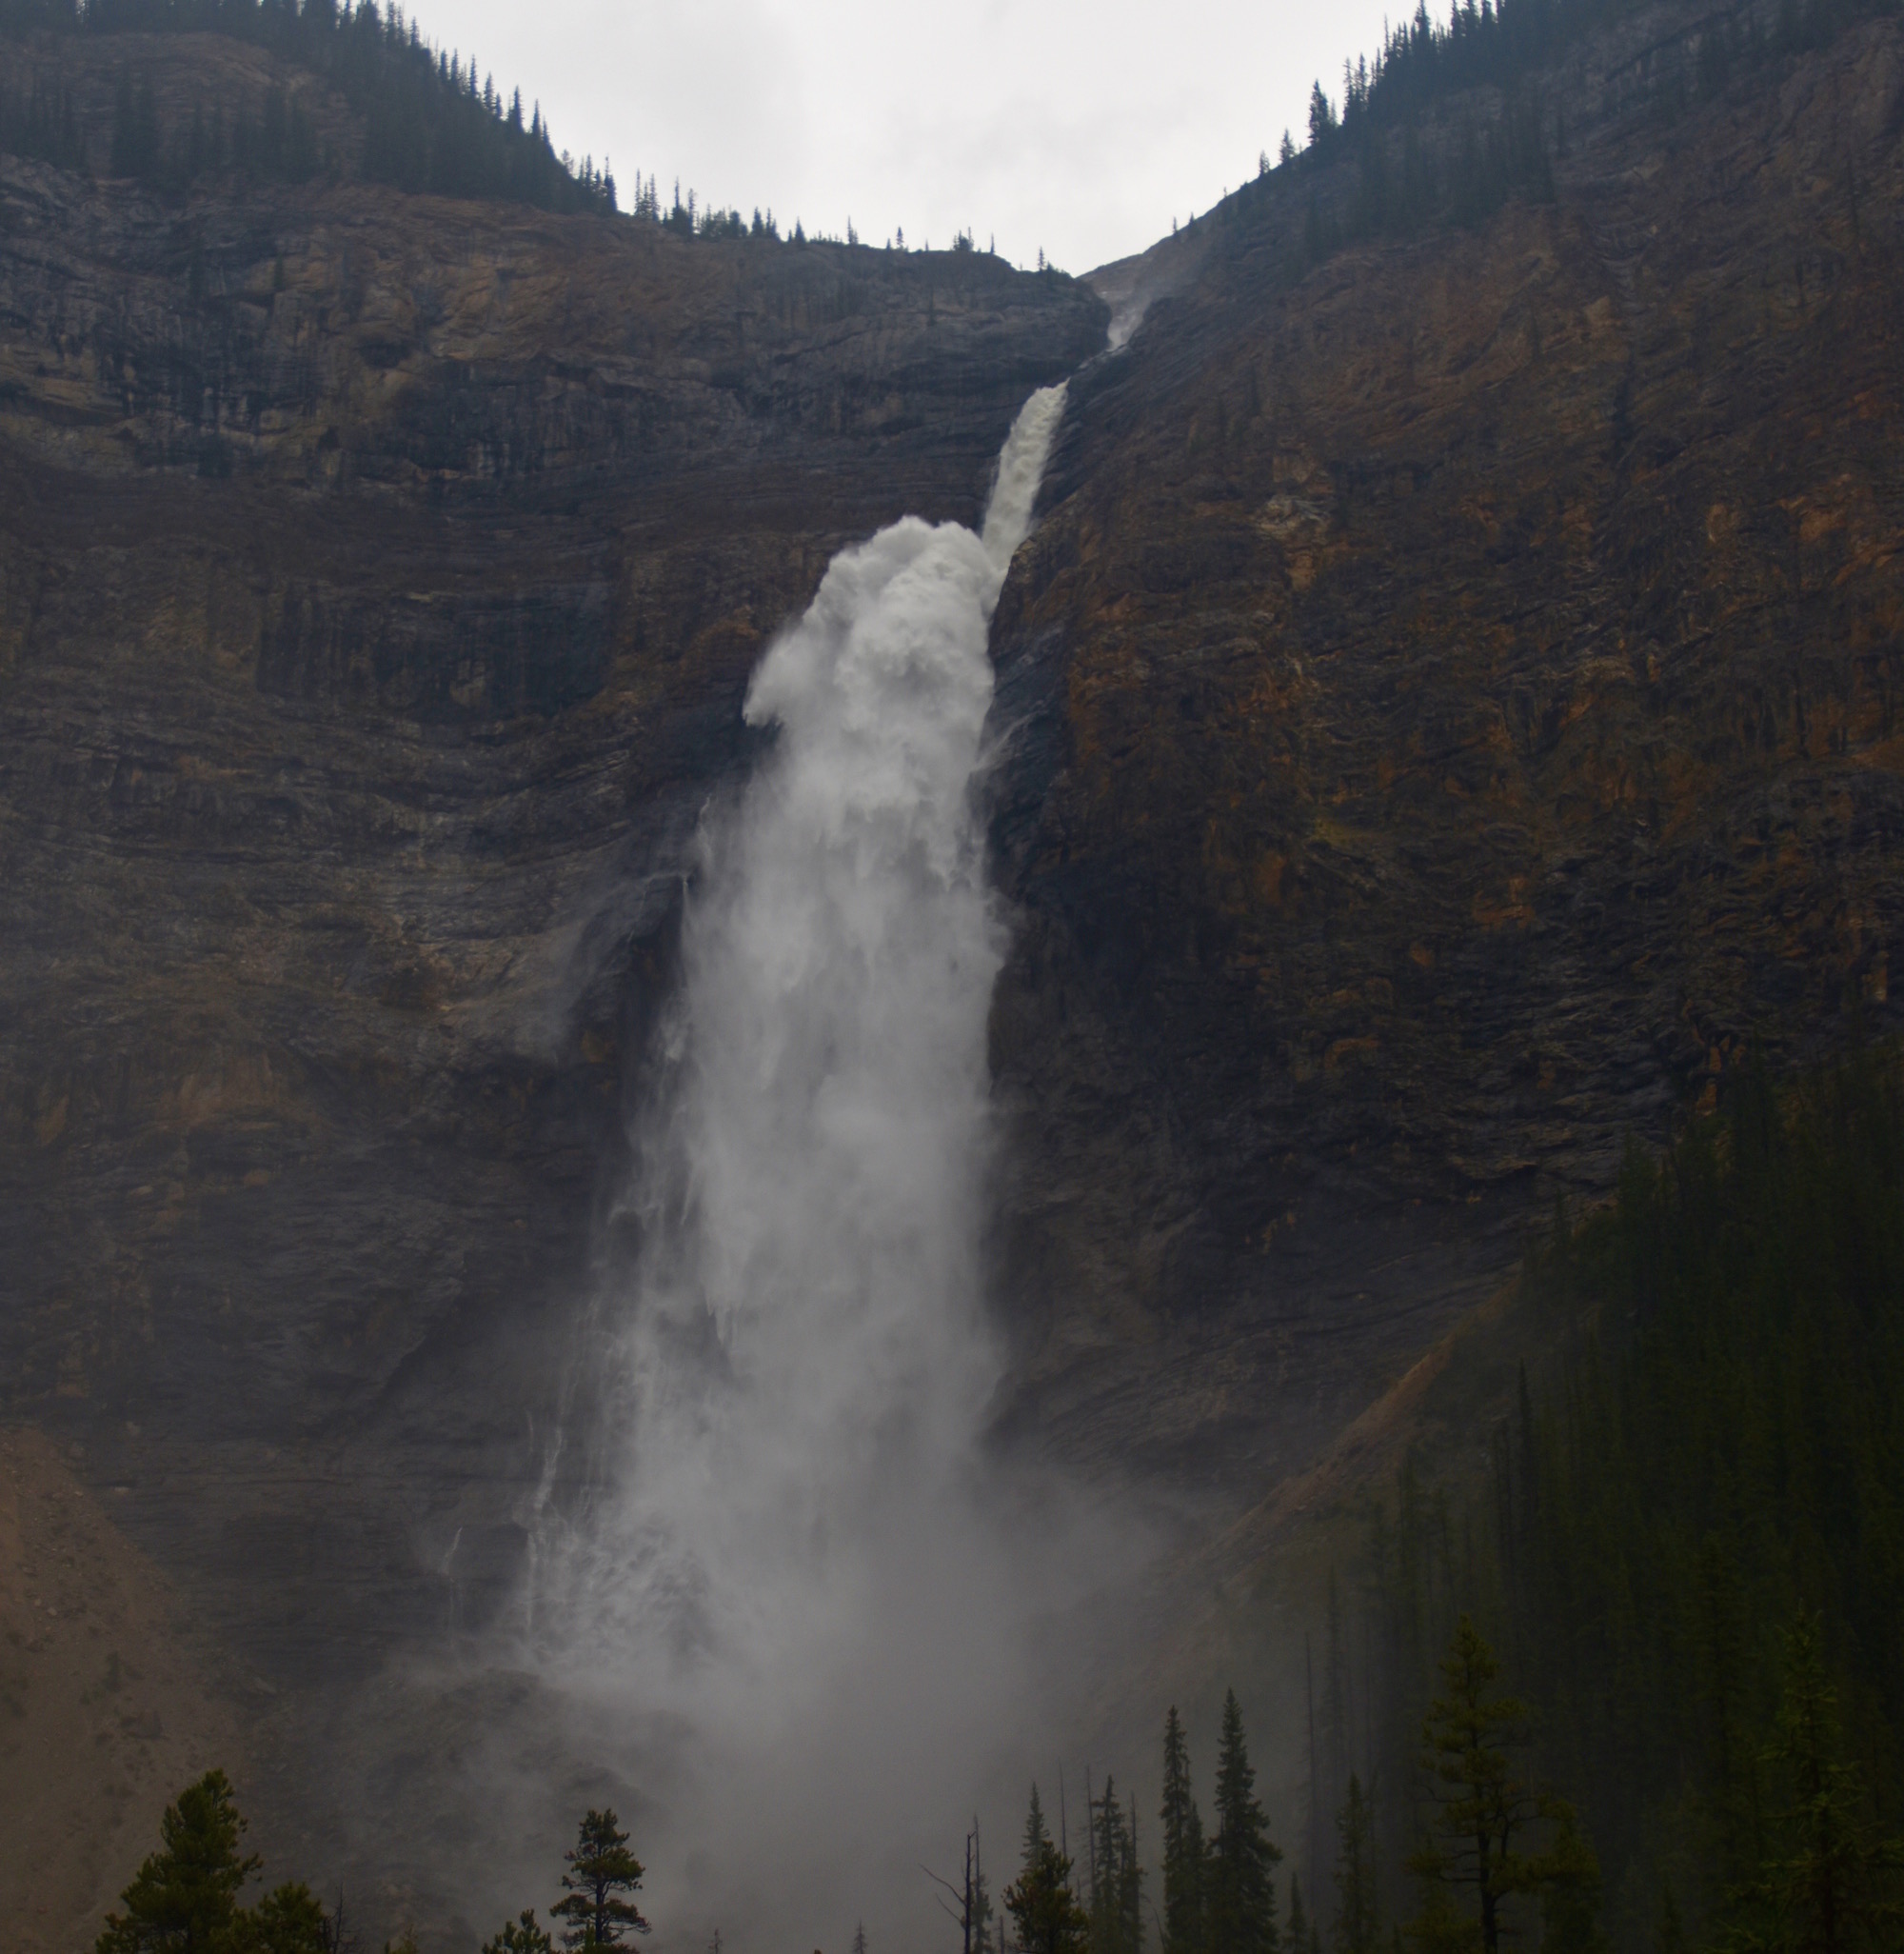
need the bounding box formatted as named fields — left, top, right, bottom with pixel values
left=94, top=1770, right=331, bottom=1954
left=1161, top=1705, right=1208, bottom=1954
left=483, top=1913, right=555, bottom=1954
left=1407, top=1620, right=1539, bottom=1954
left=1088, top=1776, right=1143, bottom=1954
left=1727, top=1615, right=1904, bottom=1954
left=1290, top=1875, right=1315, bottom=1954
left=244, top=1884, right=330, bottom=1953
left=1333, top=1776, right=1380, bottom=1954
left=1006, top=1785, right=1089, bottom=1954
left=1402, top=1879, right=1477, bottom=1954
left=1209, top=1690, right=1281, bottom=1954
left=1407, top=1621, right=1608, bottom=1954
left=1307, top=80, right=1336, bottom=148
left=96, top=1770, right=261, bottom=1954
left=551, top=1809, right=649, bottom=1947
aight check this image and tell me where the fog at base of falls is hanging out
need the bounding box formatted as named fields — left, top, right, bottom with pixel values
left=520, top=384, right=1153, bottom=1949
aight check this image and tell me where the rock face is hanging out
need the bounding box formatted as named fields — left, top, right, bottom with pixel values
left=7, top=0, right=1904, bottom=1933
left=986, top=1, right=1904, bottom=1484
left=0, top=30, right=1106, bottom=1720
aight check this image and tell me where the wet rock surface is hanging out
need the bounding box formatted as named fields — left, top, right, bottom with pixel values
left=985, top=2, right=1904, bottom=1483
left=0, top=48, right=1105, bottom=1720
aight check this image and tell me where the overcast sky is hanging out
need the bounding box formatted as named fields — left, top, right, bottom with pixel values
left=422, top=0, right=1399, bottom=273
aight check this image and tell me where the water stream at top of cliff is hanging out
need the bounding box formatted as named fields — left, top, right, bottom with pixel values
left=526, top=384, right=1131, bottom=1948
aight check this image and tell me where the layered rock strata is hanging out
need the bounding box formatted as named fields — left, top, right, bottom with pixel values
left=988, top=1, right=1904, bottom=1482
left=0, top=74, right=1104, bottom=1705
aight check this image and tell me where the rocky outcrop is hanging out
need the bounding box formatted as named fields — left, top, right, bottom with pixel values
left=0, top=58, right=1105, bottom=1725
left=985, top=2, right=1904, bottom=1484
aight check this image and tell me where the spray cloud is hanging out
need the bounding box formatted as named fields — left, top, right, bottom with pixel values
left=528, top=386, right=1132, bottom=1949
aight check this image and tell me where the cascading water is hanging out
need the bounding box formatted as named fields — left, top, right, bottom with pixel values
left=529, top=385, right=1124, bottom=1947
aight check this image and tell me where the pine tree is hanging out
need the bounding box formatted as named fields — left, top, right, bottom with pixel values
left=484, top=1912, right=555, bottom=1954
left=94, top=1769, right=331, bottom=1954
left=1006, top=1785, right=1089, bottom=1954
left=1307, top=80, right=1336, bottom=149
left=851, top=1924, right=868, bottom=1954
left=1730, top=1615, right=1904, bottom=1954
left=1209, top=1690, right=1281, bottom=1954
left=1402, top=1879, right=1477, bottom=1954
left=96, top=1769, right=262, bottom=1953
left=1407, top=1619, right=1535, bottom=1954
left=1407, top=1620, right=1605, bottom=1954
left=551, top=1809, right=650, bottom=1947
left=1290, top=1874, right=1310, bottom=1954
left=245, top=1884, right=331, bottom=1953
left=1088, top=1776, right=1142, bottom=1954
left=1332, top=1775, right=1380, bottom=1954
left=1161, top=1705, right=1207, bottom=1954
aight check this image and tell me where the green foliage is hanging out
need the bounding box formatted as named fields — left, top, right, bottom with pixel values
left=93, top=1770, right=332, bottom=1954
left=236, top=1884, right=330, bottom=1954
left=1402, top=1877, right=1479, bottom=1954
left=1349, top=1046, right=1904, bottom=1949
left=1270, top=0, right=1896, bottom=272
left=1007, top=1785, right=1090, bottom=1954
left=551, top=1808, right=649, bottom=1947
left=1723, top=1616, right=1904, bottom=1954
left=1403, top=1620, right=1610, bottom=1954
left=1086, top=1775, right=1143, bottom=1954
left=0, top=0, right=616, bottom=210
left=1406, top=1620, right=1546, bottom=1954
left=96, top=1769, right=262, bottom=1954
left=1291, top=1875, right=1323, bottom=1954
left=483, top=1910, right=556, bottom=1954
left=1209, top=1689, right=1282, bottom=1954
left=1161, top=1705, right=1208, bottom=1954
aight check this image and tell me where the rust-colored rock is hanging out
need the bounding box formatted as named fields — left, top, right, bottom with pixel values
left=987, top=3, right=1904, bottom=1483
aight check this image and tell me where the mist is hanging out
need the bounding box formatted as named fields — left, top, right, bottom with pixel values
left=504, top=386, right=1151, bottom=1948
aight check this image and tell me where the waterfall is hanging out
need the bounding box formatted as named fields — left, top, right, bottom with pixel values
left=531, top=386, right=1106, bottom=1946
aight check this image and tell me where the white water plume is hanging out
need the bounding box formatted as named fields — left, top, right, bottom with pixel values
left=528, top=384, right=1129, bottom=1949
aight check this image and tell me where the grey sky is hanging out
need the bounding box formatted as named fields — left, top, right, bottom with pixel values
left=422, top=0, right=1399, bottom=272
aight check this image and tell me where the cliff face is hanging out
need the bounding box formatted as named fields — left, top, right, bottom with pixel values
left=0, top=40, right=1105, bottom=1712
left=985, top=3, right=1904, bottom=1483
left=8, top=0, right=1904, bottom=1934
